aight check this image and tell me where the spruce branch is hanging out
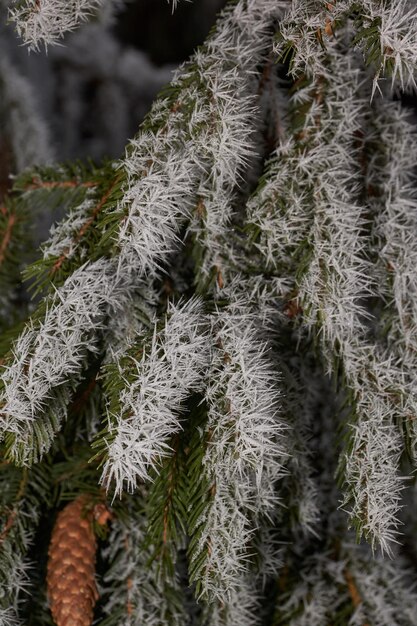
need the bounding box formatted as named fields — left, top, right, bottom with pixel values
left=8, top=0, right=111, bottom=51
left=292, top=49, right=405, bottom=552
left=0, top=0, right=291, bottom=472
left=12, top=162, right=121, bottom=296
left=273, top=0, right=417, bottom=95
left=97, top=298, right=210, bottom=497
left=46, top=172, right=122, bottom=277
left=277, top=354, right=326, bottom=540
left=0, top=1, right=290, bottom=467
left=2, top=0, right=417, bottom=617
left=101, top=499, right=188, bottom=626
left=203, top=578, right=263, bottom=626
left=146, top=433, right=185, bottom=578
left=0, top=258, right=129, bottom=464
left=188, top=306, right=288, bottom=602
left=365, top=100, right=417, bottom=458
left=0, top=459, right=51, bottom=622
left=349, top=551, right=417, bottom=625
left=352, top=0, right=417, bottom=95
left=248, top=32, right=407, bottom=553
left=113, top=0, right=289, bottom=281
left=272, top=542, right=417, bottom=626
left=0, top=204, right=16, bottom=266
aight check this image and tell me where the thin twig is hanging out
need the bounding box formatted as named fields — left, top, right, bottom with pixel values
left=51, top=174, right=122, bottom=274
left=25, top=178, right=97, bottom=191
left=0, top=207, right=16, bottom=266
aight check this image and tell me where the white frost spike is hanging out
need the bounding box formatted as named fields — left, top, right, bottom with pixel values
left=0, top=608, right=22, bottom=626
left=0, top=258, right=126, bottom=464
left=191, top=306, right=288, bottom=601
left=100, top=298, right=210, bottom=496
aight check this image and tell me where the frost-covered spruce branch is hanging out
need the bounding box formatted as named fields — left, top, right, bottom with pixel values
left=34, top=173, right=119, bottom=288
left=185, top=81, right=256, bottom=290
left=42, top=193, right=99, bottom=263
left=203, top=578, right=263, bottom=626
left=0, top=0, right=281, bottom=465
left=354, top=0, right=417, bottom=93
left=8, top=0, right=117, bottom=50
left=0, top=258, right=128, bottom=464
left=9, top=0, right=180, bottom=49
left=98, top=298, right=210, bottom=496
left=273, top=551, right=351, bottom=626
left=291, top=48, right=404, bottom=552
left=264, top=35, right=407, bottom=550
left=0, top=464, right=49, bottom=624
left=349, top=551, right=417, bottom=625
left=3, top=8, right=286, bottom=309
left=102, top=285, right=158, bottom=360
left=246, top=138, right=317, bottom=283
left=366, top=100, right=417, bottom=455
left=114, top=0, right=289, bottom=280
left=273, top=543, right=417, bottom=626
left=13, top=162, right=121, bottom=294
left=249, top=37, right=406, bottom=551
left=188, top=305, right=288, bottom=602
left=277, top=356, right=325, bottom=540
left=0, top=0, right=290, bottom=426
left=101, top=500, right=187, bottom=626
left=273, top=0, right=417, bottom=93
left=0, top=163, right=107, bottom=338
left=0, top=0, right=293, bottom=463
left=272, top=0, right=349, bottom=78
left=188, top=61, right=291, bottom=292
left=8, top=7, right=269, bottom=291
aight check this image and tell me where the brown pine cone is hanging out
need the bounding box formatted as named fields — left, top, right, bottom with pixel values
left=47, top=495, right=99, bottom=626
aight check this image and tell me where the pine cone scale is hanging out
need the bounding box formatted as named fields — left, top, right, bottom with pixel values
left=47, top=495, right=99, bottom=626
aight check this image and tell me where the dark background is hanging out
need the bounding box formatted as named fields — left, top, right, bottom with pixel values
left=1, top=0, right=227, bottom=166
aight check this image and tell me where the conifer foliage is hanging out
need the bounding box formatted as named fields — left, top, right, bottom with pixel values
left=2, top=0, right=417, bottom=624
